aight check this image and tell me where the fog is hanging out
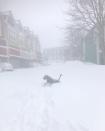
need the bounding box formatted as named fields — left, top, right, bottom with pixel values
left=0, top=1, right=105, bottom=130
left=0, top=0, right=67, bottom=49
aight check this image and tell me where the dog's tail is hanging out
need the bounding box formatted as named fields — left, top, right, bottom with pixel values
left=58, top=74, right=62, bottom=82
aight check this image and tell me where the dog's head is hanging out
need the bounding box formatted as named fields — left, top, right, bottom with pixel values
left=43, top=75, right=49, bottom=80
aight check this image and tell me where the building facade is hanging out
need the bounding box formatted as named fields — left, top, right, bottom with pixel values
left=83, top=27, right=103, bottom=64
left=43, top=46, right=69, bottom=63
left=0, top=11, right=41, bottom=68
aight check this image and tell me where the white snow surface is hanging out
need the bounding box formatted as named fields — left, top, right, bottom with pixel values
left=0, top=61, right=105, bottom=131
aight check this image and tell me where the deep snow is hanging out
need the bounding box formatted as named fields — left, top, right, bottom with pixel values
left=0, top=61, right=105, bottom=131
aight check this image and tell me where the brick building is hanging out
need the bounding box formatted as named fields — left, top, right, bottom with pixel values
left=0, top=11, right=41, bottom=68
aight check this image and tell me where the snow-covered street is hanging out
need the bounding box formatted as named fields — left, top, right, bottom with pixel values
left=0, top=61, right=105, bottom=131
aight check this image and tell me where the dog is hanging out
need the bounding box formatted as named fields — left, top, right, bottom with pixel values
left=43, top=74, right=62, bottom=86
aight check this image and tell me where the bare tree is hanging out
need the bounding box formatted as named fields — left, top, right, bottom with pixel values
left=67, top=0, right=105, bottom=64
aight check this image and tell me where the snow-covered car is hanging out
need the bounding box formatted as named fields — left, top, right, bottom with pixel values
left=1, top=63, right=14, bottom=71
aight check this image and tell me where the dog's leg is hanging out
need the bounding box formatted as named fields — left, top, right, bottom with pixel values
left=43, top=82, right=52, bottom=87
left=43, top=82, right=50, bottom=87
left=43, top=82, right=47, bottom=87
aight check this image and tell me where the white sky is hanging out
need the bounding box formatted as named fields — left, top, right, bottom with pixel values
left=0, top=0, right=68, bottom=49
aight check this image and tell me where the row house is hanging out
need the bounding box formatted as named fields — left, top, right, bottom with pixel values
left=0, top=11, right=41, bottom=68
